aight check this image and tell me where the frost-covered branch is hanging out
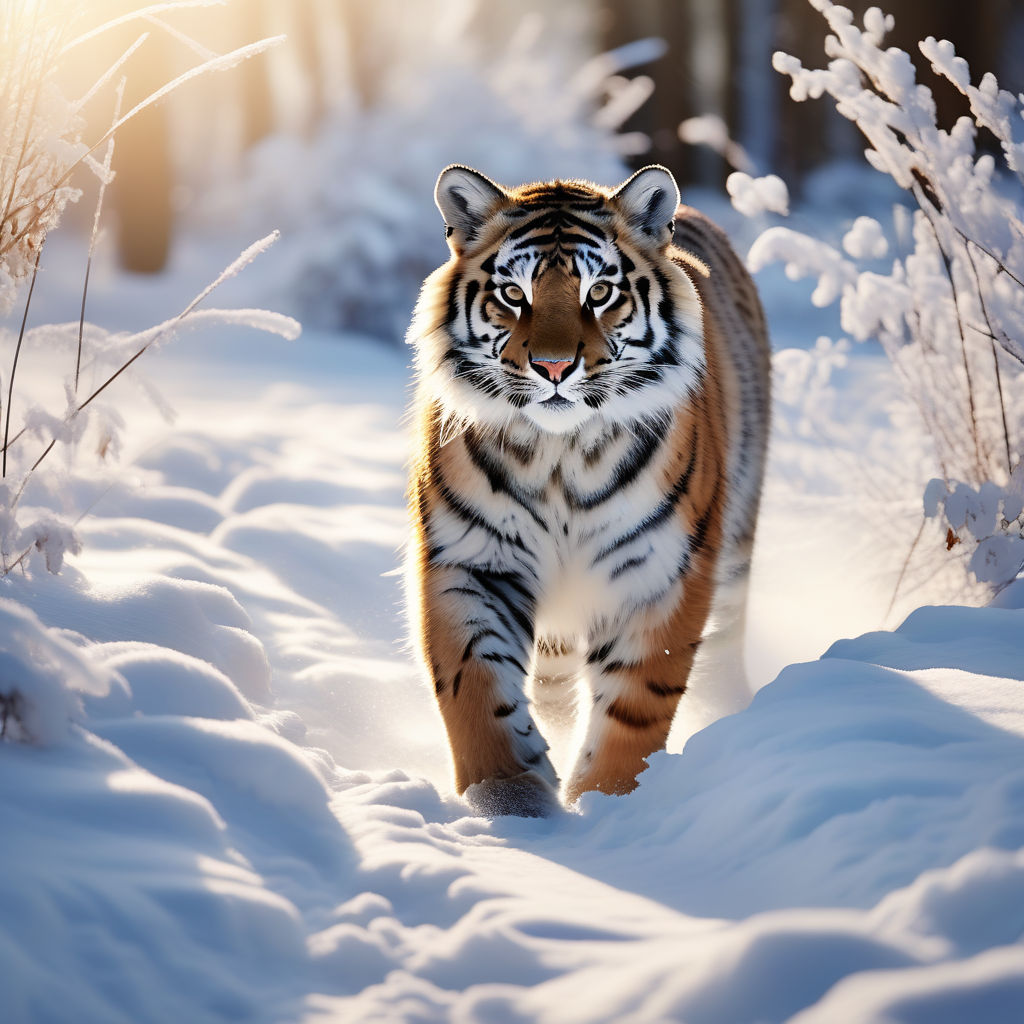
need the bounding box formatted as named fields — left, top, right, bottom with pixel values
left=737, top=1, right=1024, bottom=592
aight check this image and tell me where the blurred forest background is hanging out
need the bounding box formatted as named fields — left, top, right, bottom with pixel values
left=59, top=0, right=1024, bottom=337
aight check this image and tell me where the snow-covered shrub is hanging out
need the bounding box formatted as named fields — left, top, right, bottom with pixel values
left=225, top=3, right=659, bottom=339
left=924, top=468, right=1024, bottom=585
left=0, top=2, right=299, bottom=576
left=772, top=334, right=850, bottom=440
left=737, top=1, right=1024, bottom=592
left=0, top=598, right=114, bottom=744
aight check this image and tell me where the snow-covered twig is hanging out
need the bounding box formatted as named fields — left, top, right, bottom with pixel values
left=7, top=234, right=298, bottom=504
left=77, top=81, right=123, bottom=394
left=736, top=0, right=1024, bottom=594
left=0, top=1, right=299, bottom=577
left=3, top=244, right=42, bottom=478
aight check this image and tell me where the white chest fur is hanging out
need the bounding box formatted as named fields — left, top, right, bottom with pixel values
left=435, top=417, right=693, bottom=641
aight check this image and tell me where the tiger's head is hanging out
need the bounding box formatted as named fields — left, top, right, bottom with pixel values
left=410, top=165, right=704, bottom=436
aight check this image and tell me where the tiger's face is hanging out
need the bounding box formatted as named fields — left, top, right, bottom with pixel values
left=411, top=165, right=705, bottom=436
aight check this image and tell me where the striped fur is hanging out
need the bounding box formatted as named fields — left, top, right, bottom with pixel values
left=406, top=165, right=770, bottom=815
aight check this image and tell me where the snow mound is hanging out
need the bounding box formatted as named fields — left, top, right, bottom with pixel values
left=0, top=599, right=113, bottom=745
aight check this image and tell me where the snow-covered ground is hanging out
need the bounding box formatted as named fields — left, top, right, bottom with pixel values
left=3, top=204, right=1024, bottom=1022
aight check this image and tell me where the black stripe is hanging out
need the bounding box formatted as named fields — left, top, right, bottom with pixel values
left=606, top=700, right=658, bottom=730
left=562, top=433, right=662, bottom=511
left=612, top=366, right=663, bottom=393
left=507, top=213, right=557, bottom=240
left=550, top=209, right=609, bottom=233
left=633, top=276, right=656, bottom=349
left=465, top=567, right=535, bottom=639
left=602, top=659, right=634, bottom=675
left=481, top=652, right=528, bottom=673
left=445, top=272, right=463, bottom=328
left=609, top=554, right=650, bottom=580
left=647, top=680, right=686, bottom=697
left=593, top=436, right=696, bottom=565
left=500, top=435, right=537, bottom=465
left=438, top=575, right=527, bottom=646
left=506, top=206, right=609, bottom=242
left=582, top=425, right=619, bottom=467
left=604, top=292, right=630, bottom=314
left=658, top=294, right=678, bottom=331
left=433, top=471, right=526, bottom=550
left=463, top=279, right=480, bottom=338
left=461, top=629, right=503, bottom=662
left=442, top=585, right=486, bottom=600
left=463, top=429, right=549, bottom=532
left=650, top=345, right=681, bottom=367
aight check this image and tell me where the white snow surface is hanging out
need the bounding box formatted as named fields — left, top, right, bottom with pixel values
left=2, top=217, right=1024, bottom=1023
left=725, top=171, right=790, bottom=218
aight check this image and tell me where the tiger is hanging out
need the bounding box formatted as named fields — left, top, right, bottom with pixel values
left=406, top=164, right=770, bottom=816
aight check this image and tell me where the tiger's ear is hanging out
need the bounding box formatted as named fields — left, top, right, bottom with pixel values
left=435, top=165, right=506, bottom=252
left=612, top=165, right=680, bottom=243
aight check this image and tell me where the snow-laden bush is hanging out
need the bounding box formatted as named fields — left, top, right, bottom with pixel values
left=225, top=4, right=658, bottom=339
left=0, top=1, right=299, bottom=576
left=736, top=1, right=1024, bottom=593
left=0, top=598, right=115, bottom=744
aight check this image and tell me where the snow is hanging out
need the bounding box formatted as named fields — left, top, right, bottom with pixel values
left=841, top=216, right=888, bottom=259
left=0, top=598, right=112, bottom=744
left=725, top=170, right=790, bottom=217
left=1, top=193, right=1023, bottom=1022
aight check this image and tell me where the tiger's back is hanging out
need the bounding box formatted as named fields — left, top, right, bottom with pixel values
left=671, top=206, right=770, bottom=570
left=407, top=165, right=770, bottom=815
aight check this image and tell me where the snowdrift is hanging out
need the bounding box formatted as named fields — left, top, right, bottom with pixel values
left=2, top=315, right=1023, bottom=1022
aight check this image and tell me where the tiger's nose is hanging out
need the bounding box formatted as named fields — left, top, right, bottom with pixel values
left=529, top=356, right=574, bottom=383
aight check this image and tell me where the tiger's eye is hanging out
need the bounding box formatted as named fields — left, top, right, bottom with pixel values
left=588, top=282, right=611, bottom=304
left=500, top=284, right=525, bottom=305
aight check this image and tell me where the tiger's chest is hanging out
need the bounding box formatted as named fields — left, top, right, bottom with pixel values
left=467, top=421, right=693, bottom=634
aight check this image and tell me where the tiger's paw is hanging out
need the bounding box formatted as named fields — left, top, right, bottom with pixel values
left=464, top=770, right=563, bottom=818
left=563, top=768, right=642, bottom=806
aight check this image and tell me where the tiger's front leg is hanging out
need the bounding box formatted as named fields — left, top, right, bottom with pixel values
left=564, top=584, right=711, bottom=803
left=420, top=561, right=559, bottom=817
